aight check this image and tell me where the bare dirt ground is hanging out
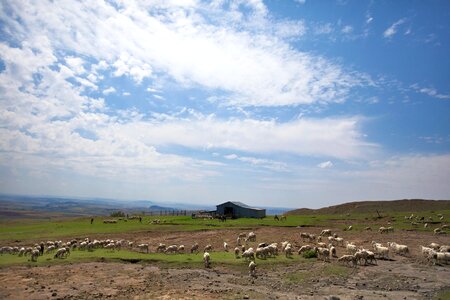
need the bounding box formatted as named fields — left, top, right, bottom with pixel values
left=1, top=226, right=449, bottom=299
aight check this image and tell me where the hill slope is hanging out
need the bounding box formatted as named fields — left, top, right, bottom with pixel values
left=286, top=199, right=450, bottom=215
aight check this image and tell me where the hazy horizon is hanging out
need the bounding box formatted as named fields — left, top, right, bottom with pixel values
left=1, top=1, right=449, bottom=209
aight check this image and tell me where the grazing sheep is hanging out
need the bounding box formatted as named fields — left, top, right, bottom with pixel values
left=255, top=247, right=266, bottom=259
left=247, top=232, right=256, bottom=242
left=31, top=249, right=39, bottom=262
left=223, top=242, right=228, bottom=252
left=317, top=242, right=327, bottom=248
left=316, top=247, right=330, bottom=262
left=156, top=243, right=166, bottom=253
left=420, top=246, right=436, bottom=261
left=178, top=245, right=185, bottom=253
left=284, top=245, right=293, bottom=258
left=137, top=243, right=149, bottom=253
left=242, top=248, right=255, bottom=261
left=234, top=247, right=240, bottom=258
left=298, top=245, right=313, bottom=255
left=204, top=244, right=212, bottom=252
left=365, top=227, right=372, bottom=231
left=203, top=252, right=211, bottom=268
left=387, top=242, right=409, bottom=256
left=372, top=243, right=389, bottom=259
left=379, top=227, right=389, bottom=234
left=338, top=255, right=357, bottom=267
left=433, top=252, right=450, bottom=265
left=249, top=261, right=257, bottom=277
left=165, top=245, right=178, bottom=254
left=346, top=242, right=358, bottom=255
left=439, top=245, right=450, bottom=253
left=346, top=225, right=353, bottom=231
left=190, top=243, right=199, bottom=253
left=424, top=223, right=428, bottom=228
left=329, top=245, right=337, bottom=258
left=434, top=228, right=443, bottom=235
left=54, top=248, right=68, bottom=259
left=320, top=229, right=332, bottom=237
left=236, top=236, right=242, bottom=246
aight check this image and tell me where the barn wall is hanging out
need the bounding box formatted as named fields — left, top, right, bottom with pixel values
left=216, top=202, right=266, bottom=218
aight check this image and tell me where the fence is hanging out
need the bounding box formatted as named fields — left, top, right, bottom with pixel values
left=146, top=210, right=200, bottom=216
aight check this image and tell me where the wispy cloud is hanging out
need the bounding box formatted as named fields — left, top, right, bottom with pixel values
left=410, top=84, right=450, bottom=99
left=103, top=87, right=116, bottom=95
left=317, top=161, right=333, bottom=169
left=383, top=18, right=406, bottom=38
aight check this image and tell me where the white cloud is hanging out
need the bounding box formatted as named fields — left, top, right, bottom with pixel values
left=153, top=94, right=165, bottom=100
left=224, top=153, right=287, bottom=171
left=122, top=92, right=131, bottom=96
left=103, top=87, right=116, bottom=95
left=295, top=0, right=306, bottom=5
left=112, top=115, right=376, bottom=159
left=410, top=84, right=450, bottom=100
left=383, top=18, right=406, bottom=38
left=341, top=25, right=353, bottom=34
left=0, top=0, right=369, bottom=107
left=317, top=161, right=333, bottom=169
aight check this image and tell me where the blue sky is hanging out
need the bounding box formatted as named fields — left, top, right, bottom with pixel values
left=0, top=0, right=449, bottom=208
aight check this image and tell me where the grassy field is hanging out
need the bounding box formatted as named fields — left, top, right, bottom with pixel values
left=0, top=209, right=449, bottom=242
left=0, top=248, right=310, bottom=269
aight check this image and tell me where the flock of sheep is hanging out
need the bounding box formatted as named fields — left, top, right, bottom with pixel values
left=1, top=216, right=449, bottom=278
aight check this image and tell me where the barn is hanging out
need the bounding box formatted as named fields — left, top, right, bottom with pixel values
left=216, top=201, right=266, bottom=219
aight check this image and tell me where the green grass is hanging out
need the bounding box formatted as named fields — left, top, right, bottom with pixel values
left=0, top=249, right=309, bottom=269
left=434, top=289, right=450, bottom=300
left=1, top=209, right=448, bottom=242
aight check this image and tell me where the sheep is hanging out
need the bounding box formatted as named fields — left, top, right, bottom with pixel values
left=236, top=236, right=242, bottom=246
left=31, top=249, right=39, bottom=262
left=320, top=229, right=332, bottom=237
left=365, top=227, right=372, bottom=231
left=346, top=225, right=353, bottom=231
left=346, top=242, right=358, bottom=255
left=317, top=242, right=327, bottom=248
left=284, top=245, right=293, bottom=258
left=165, top=245, right=178, bottom=254
left=18, top=247, right=26, bottom=256
left=338, top=254, right=357, bottom=268
left=354, top=250, right=370, bottom=265
left=54, top=248, right=67, bottom=259
left=242, top=248, right=255, bottom=261
left=234, top=247, right=240, bottom=258
left=298, top=245, right=313, bottom=255
left=178, top=245, right=185, bottom=253
left=424, top=223, right=428, bottom=228
left=434, top=252, right=450, bottom=264
left=329, top=245, right=337, bottom=258
left=223, top=242, right=228, bottom=252
left=379, top=226, right=389, bottom=234
left=439, top=245, right=450, bottom=253
left=372, top=243, right=389, bottom=259
left=247, top=232, right=256, bottom=242
left=249, top=261, right=257, bottom=277
left=420, top=246, right=436, bottom=261
left=103, top=219, right=118, bottom=224
left=442, top=224, right=448, bottom=230
left=241, top=245, right=246, bottom=253
left=238, top=233, right=247, bottom=238
left=316, top=247, right=330, bottom=262
left=255, top=247, right=266, bottom=259
left=204, top=244, right=212, bottom=252
left=335, top=237, right=344, bottom=246
left=387, top=242, right=409, bottom=256
left=156, top=243, right=166, bottom=253
left=300, top=232, right=310, bottom=241
left=190, top=243, right=199, bottom=253
left=203, top=252, right=211, bottom=268
left=434, top=228, right=443, bottom=235
left=104, top=243, right=116, bottom=251
left=137, top=243, right=149, bottom=253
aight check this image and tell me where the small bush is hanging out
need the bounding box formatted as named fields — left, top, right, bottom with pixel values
left=110, top=211, right=125, bottom=218
left=302, top=250, right=317, bottom=259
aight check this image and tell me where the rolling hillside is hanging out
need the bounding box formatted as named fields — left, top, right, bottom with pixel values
left=286, top=199, right=450, bottom=215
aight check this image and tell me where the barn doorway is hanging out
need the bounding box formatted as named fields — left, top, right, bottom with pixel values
left=224, top=207, right=234, bottom=218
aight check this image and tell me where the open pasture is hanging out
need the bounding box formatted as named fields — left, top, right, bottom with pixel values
left=0, top=210, right=449, bottom=299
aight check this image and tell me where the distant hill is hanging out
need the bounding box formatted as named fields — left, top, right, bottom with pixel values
left=286, top=199, right=450, bottom=215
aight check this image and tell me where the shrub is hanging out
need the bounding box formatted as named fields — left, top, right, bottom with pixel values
left=110, top=211, right=125, bottom=218
left=302, top=250, right=317, bottom=259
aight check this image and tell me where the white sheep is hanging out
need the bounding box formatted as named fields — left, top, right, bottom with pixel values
left=320, top=229, right=332, bottom=237
left=284, top=245, right=293, bottom=258
left=346, top=242, right=358, bottom=255
left=338, top=254, right=357, bottom=267
left=329, top=245, right=337, bottom=258
left=156, top=243, right=166, bottom=253
left=190, top=243, right=199, bottom=253
left=223, top=242, right=228, bottom=252
left=372, top=243, right=389, bottom=259
left=387, top=242, right=409, bottom=256
left=298, top=245, right=313, bottom=255
left=249, top=261, right=256, bottom=277
left=31, top=249, right=39, bottom=262
left=54, top=248, right=67, bottom=259
left=203, top=252, right=211, bottom=268
left=242, top=248, right=255, bottom=261
left=378, top=226, right=389, bottom=234
left=316, top=247, right=330, bottom=262
left=178, top=245, right=185, bottom=253
left=234, top=247, right=240, bottom=258
left=137, top=243, right=149, bottom=253
left=247, top=232, right=256, bottom=242
left=434, top=252, right=450, bottom=265
left=165, top=245, right=178, bottom=254
left=204, top=244, right=212, bottom=252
